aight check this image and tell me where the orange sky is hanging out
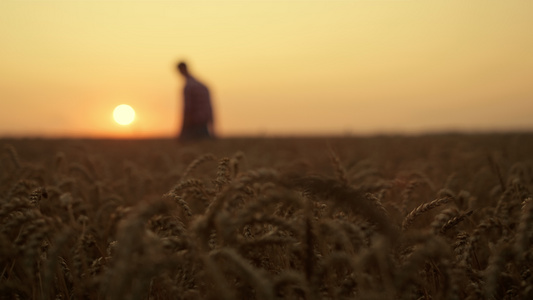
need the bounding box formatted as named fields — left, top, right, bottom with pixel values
left=1, top=0, right=532, bottom=138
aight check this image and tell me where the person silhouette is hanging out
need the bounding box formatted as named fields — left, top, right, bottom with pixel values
left=176, top=61, right=215, bottom=141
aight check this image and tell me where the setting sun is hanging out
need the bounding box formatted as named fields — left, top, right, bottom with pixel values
left=113, top=104, right=135, bottom=126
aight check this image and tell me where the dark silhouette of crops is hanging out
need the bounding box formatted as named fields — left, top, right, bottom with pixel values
left=1, top=134, right=532, bottom=299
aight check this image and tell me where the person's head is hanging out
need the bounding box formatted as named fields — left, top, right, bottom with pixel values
left=177, top=61, right=189, bottom=77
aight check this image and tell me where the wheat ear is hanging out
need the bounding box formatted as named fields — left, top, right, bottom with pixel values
left=402, top=197, right=451, bottom=231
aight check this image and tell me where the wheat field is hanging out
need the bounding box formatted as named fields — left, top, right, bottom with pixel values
left=1, top=134, right=533, bottom=300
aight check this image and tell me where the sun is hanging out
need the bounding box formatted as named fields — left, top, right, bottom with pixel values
left=113, top=104, right=135, bottom=125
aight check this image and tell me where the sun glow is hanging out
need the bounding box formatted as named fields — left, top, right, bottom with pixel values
left=113, top=104, right=135, bottom=126
left=1, top=1, right=533, bottom=137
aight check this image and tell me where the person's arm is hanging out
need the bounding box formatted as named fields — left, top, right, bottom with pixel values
left=182, top=86, right=194, bottom=126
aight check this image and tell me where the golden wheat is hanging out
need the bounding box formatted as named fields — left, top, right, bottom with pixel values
left=1, top=135, right=533, bottom=299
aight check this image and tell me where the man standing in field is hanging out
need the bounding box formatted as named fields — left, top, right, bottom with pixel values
left=176, top=61, right=215, bottom=141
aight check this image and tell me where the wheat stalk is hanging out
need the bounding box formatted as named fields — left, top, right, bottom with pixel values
left=210, top=248, right=274, bottom=300
left=4, top=144, right=22, bottom=169
left=181, top=153, right=216, bottom=180
left=440, top=210, right=473, bottom=235
left=402, top=197, right=451, bottom=231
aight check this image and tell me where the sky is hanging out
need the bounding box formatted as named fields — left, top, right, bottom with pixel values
left=1, top=0, right=532, bottom=138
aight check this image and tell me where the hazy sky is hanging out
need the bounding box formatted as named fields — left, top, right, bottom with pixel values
left=1, top=0, right=532, bottom=138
